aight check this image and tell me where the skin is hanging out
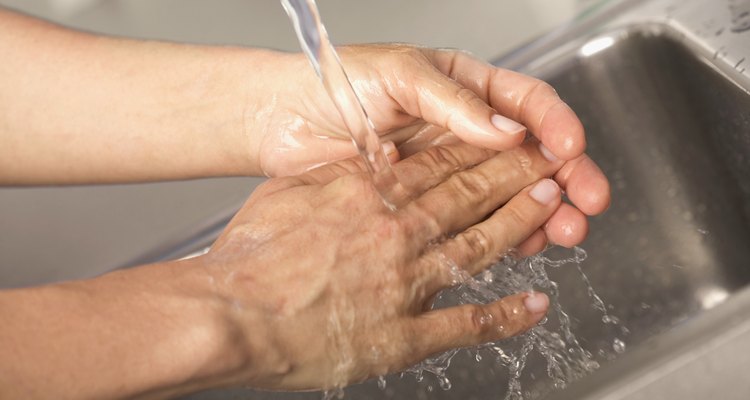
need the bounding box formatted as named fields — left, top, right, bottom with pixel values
left=0, top=6, right=611, bottom=399
left=0, top=141, right=563, bottom=399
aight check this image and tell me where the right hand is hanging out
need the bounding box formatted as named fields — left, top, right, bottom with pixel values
left=199, top=139, right=565, bottom=391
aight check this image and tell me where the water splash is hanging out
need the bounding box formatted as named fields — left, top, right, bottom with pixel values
left=612, top=338, right=626, bottom=354
left=406, top=247, right=624, bottom=399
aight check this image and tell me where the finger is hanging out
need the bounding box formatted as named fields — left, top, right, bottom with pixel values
left=517, top=228, right=548, bottom=257
left=410, top=292, right=548, bottom=359
left=388, top=52, right=527, bottom=151
left=408, top=140, right=563, bottom=240
left=424, top=49, right=585, bottom=161
left=391, top=143, right=496, bottom=197
left=543, top=202, right=589, bottom=248
left=292, top=141, right=400, bottom=186
left=423, top=178, right=561, bottom=288
left=424, top=49, right=610, bottom=217
left=385, top=124, right=455, bottom=159
left=554, top=154, right=611, bottom=216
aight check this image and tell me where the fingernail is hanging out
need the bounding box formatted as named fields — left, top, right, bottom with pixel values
left=524, top=291, right=549, bottom=313
left=529, top=179, right=559, bottom=204
left=382, top=141, right=397, bottom=155
left=538, top=142, right=559, bottom=162
left=491, top=114, right=526, bottom=135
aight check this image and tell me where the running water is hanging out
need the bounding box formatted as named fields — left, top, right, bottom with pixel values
left=408, top=247, right=627, bottom=399
left=279, top=1, right=626, bottom=398
left=280, top=0, right=406, bottom=208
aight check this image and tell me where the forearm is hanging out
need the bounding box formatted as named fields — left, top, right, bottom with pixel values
left=0, top=258, right=250, bottom=399
left=0, top=8, right=281, bottom=184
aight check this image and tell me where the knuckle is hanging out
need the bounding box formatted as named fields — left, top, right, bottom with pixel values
left=395, top=45, right=428, bottom=65
left=460, top=228, right=494, bottom=261
left=493, top=302, right=514, bottom=336
left=422, top=145, right=463, bottom=172
left=407, top=203, right=442, bottom=240
left=521, top=79, right=557, bottom=114
left=466, top=305, right=494, bottom=338
left=374, top=267, right=403, bottom=299
left=502, top=204, right=529, bottom=231
left=526, top=79, right=557, bottom=99
left=328, top=174, right=378, bottom=207
left=454, top=169, right=494, bottom=199
left=455, top=87, right=480, bottom=105
left=509, top=147, right=538, bottom=180
left=535, top=80, right=558, bottom=97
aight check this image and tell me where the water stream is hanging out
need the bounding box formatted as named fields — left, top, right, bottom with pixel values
left=280, top=0, right=406, bottom=208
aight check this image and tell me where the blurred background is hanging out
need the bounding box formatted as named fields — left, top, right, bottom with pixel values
left=0, top=0, right=595, bottom=288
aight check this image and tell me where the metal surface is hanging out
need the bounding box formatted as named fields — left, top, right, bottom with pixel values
left=125, top=0, right=750, bottom=398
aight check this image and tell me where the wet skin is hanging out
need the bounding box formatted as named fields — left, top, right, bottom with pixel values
left=251, top=45, right=610, bottom=251
left=0, top=8, right=611, bottom=399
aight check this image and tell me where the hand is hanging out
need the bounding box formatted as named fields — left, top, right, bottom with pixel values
left=203, top=139, right=565, bottom=390
left=250, top=44, right=610, bottom=248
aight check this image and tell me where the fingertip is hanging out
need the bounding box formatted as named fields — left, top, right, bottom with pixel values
left=577, top=180, right=611, bottom=216
left=540, top=103, right=586, bottom=160
left=523, top=291, right=549, bottom=315
left=529, top=179, right=561, bottom=205
left=544, top=203, right=589, bottom=248
left=565, top=158, right=611, bottom=216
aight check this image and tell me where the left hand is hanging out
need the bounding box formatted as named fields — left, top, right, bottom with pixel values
left=247, top=44, right=610, bottom=248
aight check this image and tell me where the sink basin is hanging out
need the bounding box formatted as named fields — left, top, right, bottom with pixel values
left=131, top=2, right=750, bottom=399
left=541, top=25, right=750, bottom=349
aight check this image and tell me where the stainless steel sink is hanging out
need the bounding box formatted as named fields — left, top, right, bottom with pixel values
left=126, top=0, right=750, bottom=398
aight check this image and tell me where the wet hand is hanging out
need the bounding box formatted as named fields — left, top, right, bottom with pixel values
left=252, top=44, right=610, bottom=249
left=203, top=140, right=564, bottom=390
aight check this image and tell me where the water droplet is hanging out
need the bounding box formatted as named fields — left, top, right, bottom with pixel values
left=322, top=388, right=345, bottom=400
left=613, top=338, right=626, bottom=354
left=438, top=376, right=452, bottom=390
left=475, top=353, right=482, bottom=362
left=377, top=375, right=386, bottom=390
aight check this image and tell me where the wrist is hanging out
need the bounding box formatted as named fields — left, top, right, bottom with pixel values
left=101, top=257, right=254, bottom=398
left=217, top=47, right=296, bottom=177
left=154, top=256, right=252, bottom=394
left=193, top=252, right=295, bottom=390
